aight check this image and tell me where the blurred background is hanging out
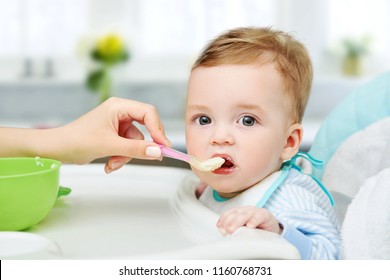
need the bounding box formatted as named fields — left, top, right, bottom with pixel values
left=1, top=0, right=389, bottom=164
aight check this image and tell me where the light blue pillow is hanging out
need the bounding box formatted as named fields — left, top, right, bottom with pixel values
left=309, top=71, right=390, bottom=179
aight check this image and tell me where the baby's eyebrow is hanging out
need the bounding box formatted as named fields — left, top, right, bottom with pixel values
left=186, top=104, right=209, bottom=111
left=237, top=104, right=264, bottom=113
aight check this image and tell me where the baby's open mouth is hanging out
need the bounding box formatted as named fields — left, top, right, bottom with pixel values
left=212, top=156, right=235, bottom=174
left=213, top=155, right=235, bottom=170
left=221, top=158, right=234, bottom=168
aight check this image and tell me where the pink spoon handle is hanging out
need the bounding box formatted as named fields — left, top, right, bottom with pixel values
left=158, top=144, right=190, bottom=163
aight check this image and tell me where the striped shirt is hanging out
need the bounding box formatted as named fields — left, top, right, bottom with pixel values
left=199, top=168, right=341, bottom=259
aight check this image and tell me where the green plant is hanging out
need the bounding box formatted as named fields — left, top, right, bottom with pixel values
left=341, top=35, right=371, bottom=58
left=340, top=35, right=371, bottom=76
left=86, top=34, right=130, bottom=103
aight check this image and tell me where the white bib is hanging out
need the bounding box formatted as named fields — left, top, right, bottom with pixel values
left=199, top=170, right=282, bottom=215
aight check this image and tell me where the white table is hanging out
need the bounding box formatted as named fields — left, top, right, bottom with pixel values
left=1, top=164, right=300, bottom=260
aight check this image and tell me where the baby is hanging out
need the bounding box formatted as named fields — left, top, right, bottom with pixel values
left=185, top=27, right=340, bottom=259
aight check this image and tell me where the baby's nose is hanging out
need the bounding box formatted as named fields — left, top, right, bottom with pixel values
left=210, top=126, right=234, bottom=145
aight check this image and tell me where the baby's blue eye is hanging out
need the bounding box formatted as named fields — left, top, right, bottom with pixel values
left=196, top=116, right=212, bottom=125
left=239, top=115, right=257, bottom=126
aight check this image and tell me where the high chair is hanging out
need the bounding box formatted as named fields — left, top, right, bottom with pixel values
left=308, top=71, right=390, bottom=259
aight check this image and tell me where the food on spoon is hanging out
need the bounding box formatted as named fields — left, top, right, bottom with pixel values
left=190, top=157, right=225, bottom=172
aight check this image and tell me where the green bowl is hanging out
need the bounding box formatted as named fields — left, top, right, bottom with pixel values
left=0, top=157, right=62, bottom=231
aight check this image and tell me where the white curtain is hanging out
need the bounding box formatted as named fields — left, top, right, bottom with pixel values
left=0, top=0, right=388, bottom=74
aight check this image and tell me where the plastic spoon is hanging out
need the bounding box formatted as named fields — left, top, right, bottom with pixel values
left=158, top=144, right=224, bottom=172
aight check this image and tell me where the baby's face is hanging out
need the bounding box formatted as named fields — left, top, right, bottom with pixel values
left=185, top=63, right=293, bottom=197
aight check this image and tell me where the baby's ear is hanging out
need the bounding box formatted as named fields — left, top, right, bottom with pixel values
left=281, top=123, right=303, bottom=161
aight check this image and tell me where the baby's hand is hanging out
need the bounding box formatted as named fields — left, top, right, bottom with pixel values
left=217, top=206, right=282, bottom=235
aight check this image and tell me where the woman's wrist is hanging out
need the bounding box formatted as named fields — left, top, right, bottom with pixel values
left=0, top=127, right=53, bottom=158
left=24, top=127, right=65, bottom=161
left=22, top=126, right=70, bottom=163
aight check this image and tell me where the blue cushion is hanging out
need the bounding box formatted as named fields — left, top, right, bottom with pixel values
left=309, top=72, right=390, bottom=179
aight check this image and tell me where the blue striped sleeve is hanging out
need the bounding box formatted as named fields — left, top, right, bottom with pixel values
left=281, top=224, right=312, bottom=260
left=264, top=169, right=341, bottom=259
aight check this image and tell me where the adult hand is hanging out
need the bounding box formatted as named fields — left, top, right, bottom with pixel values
left=60, top=97, right=171, bottom=173
left=0, top=97, right=171, bottom=172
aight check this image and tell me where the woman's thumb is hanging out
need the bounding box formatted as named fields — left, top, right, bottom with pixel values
left=111, top=138, right=162, bottom=160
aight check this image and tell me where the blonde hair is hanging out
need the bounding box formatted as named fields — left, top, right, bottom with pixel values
left=192, top=27, right=313, bottom=123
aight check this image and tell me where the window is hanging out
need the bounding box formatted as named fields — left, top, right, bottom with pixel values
left=328, top=0, right=390, bottom=54
left=0, top=0, right=88, bottom=57
left=0, top=0, right=388, bottom=79
left=131, top=0, right=276, bottom=56
left=0, top=0, right=275, bottom=58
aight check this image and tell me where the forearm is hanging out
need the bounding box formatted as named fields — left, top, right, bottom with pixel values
left=0, top=127, right=69, bottom=162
